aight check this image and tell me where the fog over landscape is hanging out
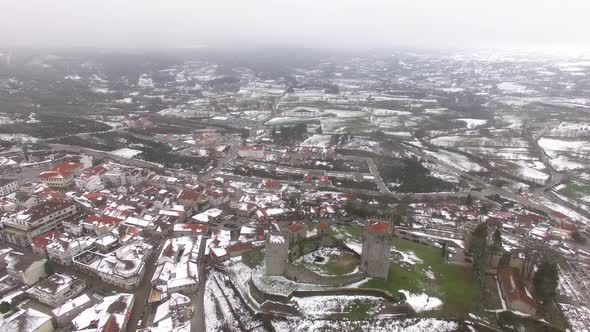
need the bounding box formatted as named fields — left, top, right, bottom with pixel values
left=2, top=1, right=590, bottom=332
left=1, top=0, right=590, bottom=53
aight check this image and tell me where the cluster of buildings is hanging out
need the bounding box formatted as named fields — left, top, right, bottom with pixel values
left=0, top=138, right=585, bottom=331
left=238, top=144, right=336, bottom=162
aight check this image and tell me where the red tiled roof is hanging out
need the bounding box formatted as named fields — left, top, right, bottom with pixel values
left=262, top=179, right=281, bottom=188
left=164, top=243, right=174, bottom=258
left=39, top=161, right=83, bottom=180
left=288, top=223, right=305, bottom=232
left=182, top=224, right=208, bottom=232
left=319, top=222, right=330, bottom=230
left=100, top=314, right=120, bottom=332
left=226, top=242, right=253, bottom=253
left=368, top=221, right=391, bottom=232
left=81, top=165, right=107, bottom=178
left=497, top=266, right=537, bottom=309
left=32, top=230, right=59, bottom=248
left=25, top=199, right=76, bottom=222
left=177, top=189, right=207, bottom=202
left=518, top=213, right=545, bottom=224
left=85, top=214, right=122, bottom=226
left=84, top=192, right=103, bottom=200
left=550, top=211, right=569, bottom=219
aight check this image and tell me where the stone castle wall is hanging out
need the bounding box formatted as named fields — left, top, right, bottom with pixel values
left=283, top=263, right=365, bottom=286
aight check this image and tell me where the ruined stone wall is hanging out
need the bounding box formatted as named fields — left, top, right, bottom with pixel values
left=283, top=263, right=365, bottom=286
left=288, top=234, right=356, bottom=261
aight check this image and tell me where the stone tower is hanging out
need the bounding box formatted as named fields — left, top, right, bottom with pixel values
left=265, top=234, right=288, bottom=276
left=360, top=220, right=393, bottom=279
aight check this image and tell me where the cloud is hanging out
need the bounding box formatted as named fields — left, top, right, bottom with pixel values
left=0, top=0, right=589, bottom=51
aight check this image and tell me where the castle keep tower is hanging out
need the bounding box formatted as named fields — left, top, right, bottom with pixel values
left=361, top=221, right=393, bottom=279
left=265, top=234, right=288, bottom=276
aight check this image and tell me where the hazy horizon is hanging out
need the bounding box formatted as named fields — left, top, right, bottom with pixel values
left=1, top=0, right=590, bottom=56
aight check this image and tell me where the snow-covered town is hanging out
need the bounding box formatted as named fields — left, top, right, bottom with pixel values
left=1, top=18, right=590, bottom=331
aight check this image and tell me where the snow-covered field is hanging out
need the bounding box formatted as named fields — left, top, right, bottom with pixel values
left=492, top=160, right=550, bottom=183
left=547, top=122, right=590, bottom=138
left=432, top=135, right=528, bottom=148
left=368, top=108, right=412, bottom=116
left=271, top=317, right=459, bottom=331
left=110, top=148, right=142, bottom=158
left=455, top=118, right=487, bottom=129
left=301, top=134, right=333, bottom=147
left=391, top=248, right=423, bottom=266
left=426, top=149, right=486, bottom=172
left=459, top=147, right=535, bottom=160
left=539, top=137, right=590, bottom=158
left=293, top=295, right=383, bottom=317
left=497, top=82, right=535, bottom=94
left=265, top=117, right=315, bottom=126
left=399, top=290, right=443, bottom=313
left=549, top=155, right=587, bottom=171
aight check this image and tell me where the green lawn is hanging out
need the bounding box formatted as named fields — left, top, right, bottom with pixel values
left=344, top=299, right=371, bottom=320
left=328, top=223, right=363, bottom=243
left=559, top=180, right=590, bottom=199
left=242, top=247, right=264, bottom=268
left=362, top=237, right=481, bottom=318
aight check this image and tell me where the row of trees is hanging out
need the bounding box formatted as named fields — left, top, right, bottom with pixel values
left=271, top=123, right=307, bottom=145
left=468, top=224, right=560, bottom=307
left=468, top=224, right=503, bottom=283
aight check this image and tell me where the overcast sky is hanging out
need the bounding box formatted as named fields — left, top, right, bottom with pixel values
left=1, top=0, right=589, bottom=53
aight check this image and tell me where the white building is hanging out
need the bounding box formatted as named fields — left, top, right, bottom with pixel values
left=72, top=293, right=134, bottom=332
left=151, top=237, right=199, bottom=296
left=0, top=308, right=54, bottom=332
left=38, top=161, right=85, bottom=188
left=0, top=199, right=78, bottom=247
left=51, top=293, right=93, bottom=327
left=238, top=145, right=265, bottom=159
left=26, top=273, right=86, bottom=307
left=73, top=240, right=153, bottom=289
left=46, top=236, right=96, bottom=266
left=191, top=208, right=223, bottom=224
left=150, top=293, right=192, bottom=331
left=0, top=178, right=18, bottom=196
left=4, top=254, right=47, bottom=286
left=75, top=165, right=107, bottom=192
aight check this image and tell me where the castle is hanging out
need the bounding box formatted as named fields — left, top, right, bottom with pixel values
left=360, top=220, right=393, bottom=279
left=265, top=234, right=288, bottom=276
left=265, top=220, right=393, bottom=280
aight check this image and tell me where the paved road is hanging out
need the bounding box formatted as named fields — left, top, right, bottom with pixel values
left=200, top=138, right=241, bottom=182
left=127, top=241, right=163, bottom=331
left=337, top=155, right=390, bottom=193
left=404, top=143, right=561, bottom=216
left=47, top=143, right=164, bottom=169
left=190, top=234, right=208, bottom=332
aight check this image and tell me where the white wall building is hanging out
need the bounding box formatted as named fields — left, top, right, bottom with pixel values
left=0, top=178, right=18, bottom=196
left=4, top=254, right=47, bottom=286
left=26, top=273, right=86, bottom=307
left=46, top=236, right=96, bottom=266
left=1, top=199, right=78, bottom=247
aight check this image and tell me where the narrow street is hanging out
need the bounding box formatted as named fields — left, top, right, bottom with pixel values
left=190, top=234, right=209, bottom=332
left=126, top=240, right=163, bottom=331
